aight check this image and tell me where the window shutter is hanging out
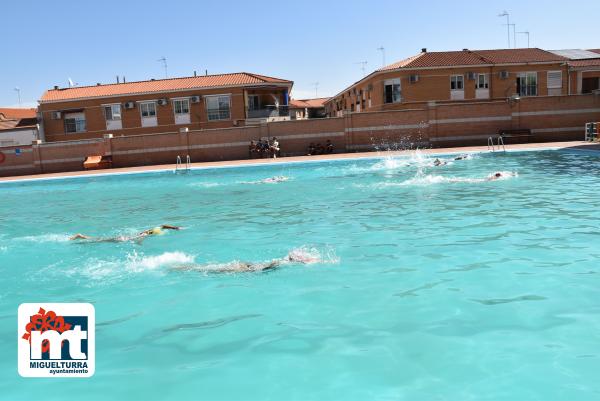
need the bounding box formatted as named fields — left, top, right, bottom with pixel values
left=547, top=71, right=562, bottom=89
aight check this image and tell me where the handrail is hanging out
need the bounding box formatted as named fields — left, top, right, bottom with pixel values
left=175, top=155, right=182, bottom=172
left=487, top=136, right=495, bottom=152
left=497, top=136, right=506, bottom=152
left=186, top=155, right=191, bottom=170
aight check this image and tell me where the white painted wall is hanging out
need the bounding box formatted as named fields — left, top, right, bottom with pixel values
left=0, top=128, right=37, bottom=147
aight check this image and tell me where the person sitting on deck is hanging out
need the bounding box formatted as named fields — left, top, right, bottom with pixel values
left=307, top=143, right=316, bottom=156
left=249, top=141, right=257, bottom=158
left=325, top=140, right=334, bottom=154
left=315, top=143, right=325, bottom=155
left=270, top=137, right=280, bottom=158
left=70, top=225, right=181, bottom=243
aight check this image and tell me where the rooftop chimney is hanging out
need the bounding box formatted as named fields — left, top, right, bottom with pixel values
left=97, top=83, right=101, bottom=86
left=116, top=75, right=120, bottom=84
left=463, top=48, right=469, bottom=51
left=53, top=85, right=59, bottom=90
left=421, top=48, right=427, bottom=53
left=205, top=69, right=208, bottom=76
left=123, top=76, right=126, bottom=83
left=194, top=70, right=197, bottom=77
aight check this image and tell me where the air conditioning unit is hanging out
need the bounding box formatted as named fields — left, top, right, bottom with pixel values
left=499, top=70, right=509, bottom=79
left=51, top=111, right=62, bottom=120
left=409, top=74, right=419, bottom=83
left=467, top=72, right=476, bottom=80
left=190, top=95, right=201, bottom=103
left=157, top=98, right=168, bottom=106
left=124, top=101, right=135, bottom=109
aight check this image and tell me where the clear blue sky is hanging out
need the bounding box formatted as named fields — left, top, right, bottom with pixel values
left=1, top=0, right=598, bottom=107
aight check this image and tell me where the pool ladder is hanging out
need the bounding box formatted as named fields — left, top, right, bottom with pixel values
left=175, top=155, right=191, bottom=173
left=487, top=136, right=506, bottom=152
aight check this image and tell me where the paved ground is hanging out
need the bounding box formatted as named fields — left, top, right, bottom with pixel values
left=1, top=141, right=599, bottom=183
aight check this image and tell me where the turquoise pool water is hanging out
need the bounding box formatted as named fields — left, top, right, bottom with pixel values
left=2, top=149, right=600, bottom=400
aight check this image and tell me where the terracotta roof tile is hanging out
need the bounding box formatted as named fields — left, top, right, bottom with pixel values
left=569, top=59, right=600, bottom=67
left=40, top=72, right=292, bottom=103
left=377, top=48, right=567, bottom=71
left=0, top=108, right=37, bottom=119
left=289, top=97, right=329, bottom=108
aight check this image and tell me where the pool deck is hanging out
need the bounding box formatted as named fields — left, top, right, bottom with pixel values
left=1, top=141, right=599, bottom=183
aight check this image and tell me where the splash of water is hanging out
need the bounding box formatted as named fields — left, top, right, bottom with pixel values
left=15, top=233, right=72, bottom=243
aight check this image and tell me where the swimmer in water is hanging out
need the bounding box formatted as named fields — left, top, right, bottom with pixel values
left=454, top=154, right=469, bottom=161
left=487, top=172, right=503, bottom=181
left=70, top=224, right=180, bottom=243
left=262, top=176, right=289, bottom=183
left=433, top=158, right=446, bottom=167
left=171, top=249, right=319, bottom=273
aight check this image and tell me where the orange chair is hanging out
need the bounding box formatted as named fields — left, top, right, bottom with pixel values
left=83, top=155, right=112, bottom=170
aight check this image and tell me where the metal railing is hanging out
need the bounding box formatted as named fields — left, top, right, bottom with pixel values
left=247, top=105, right=289, bottom=119
left=487, top=136, right=506, bottom=152
left=175, top=155, right=191, bottom=173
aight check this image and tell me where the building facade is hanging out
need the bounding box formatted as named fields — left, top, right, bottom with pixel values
left=38, top=72, right=293, bottom=142
left=0, top=108, right=39, bottom=146
left=289, top=97, right=329, bottom=119
left=325, top=48, right=600, bottom=116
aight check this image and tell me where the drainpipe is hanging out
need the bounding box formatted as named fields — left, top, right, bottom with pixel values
left=567, top=64, right=571, bottom=95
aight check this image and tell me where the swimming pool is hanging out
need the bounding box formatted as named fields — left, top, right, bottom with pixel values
left=1, top=149, right=600, bottom=400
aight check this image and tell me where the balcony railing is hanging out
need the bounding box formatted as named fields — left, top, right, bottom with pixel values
left=247, top=105, right=289, bottom=119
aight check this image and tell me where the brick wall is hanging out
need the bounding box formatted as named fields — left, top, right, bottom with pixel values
left=1, top=94, right=599, bottom=177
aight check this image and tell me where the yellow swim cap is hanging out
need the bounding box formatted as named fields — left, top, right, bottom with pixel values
left=149, top=227, right=163, bottom=235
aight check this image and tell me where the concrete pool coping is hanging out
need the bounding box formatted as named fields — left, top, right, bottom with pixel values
left=1, top=140, right=599, bottom=184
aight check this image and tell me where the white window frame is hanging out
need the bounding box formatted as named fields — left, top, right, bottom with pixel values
left=103, top=104, right=122, bottom=121
left=139, top=101, right=157, bottom=127
left=384, top=78, right=401, bottom=104
left=517, top=72, right=538, bottom=96
left=450, top=75, right=464, bottom=90
left=64, top=112, right=86, bottom=134
left=476, top=74, right=489, bottom=89
left=140, top=101, right=157, bottom=118
left=172, top=97, right=191, bottom=125
left=205, top=94, right=231, bottom=121
left=172, top=98, right=190, bottom=115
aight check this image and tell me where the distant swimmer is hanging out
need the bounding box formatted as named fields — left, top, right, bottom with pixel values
left=454, top=154, right=470, bottom=161
left=70, top=224, right=180, bottom=243
left=433, top=158, right=447, bottom=167
left=262, top=175, right=289, bottom=183
left=171, top=249, right=320, bottom=274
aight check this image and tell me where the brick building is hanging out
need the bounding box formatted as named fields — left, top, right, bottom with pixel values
left=289, top=97, right=329, bottom=119
left=325, top=48, right=600, bottom=116
left=0, top=108, right=39, bottom=146
left=38, top=72, right=293, bottom=142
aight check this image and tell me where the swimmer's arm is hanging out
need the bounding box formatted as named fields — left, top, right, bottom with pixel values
left=261, top=260, right=282, bottom=271
left=70, top=234, right=90, bottom=240
left=161, top=225, right=181, bottom=230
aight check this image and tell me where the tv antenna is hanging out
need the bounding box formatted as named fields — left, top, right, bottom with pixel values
left=157, top=56, right=168, bottom=78
left=517, top=31, right=530, bottom=48
left=377, top=46, right=386, bottom=67
left=354, top=61, right=368, bottom=76
left=14, top=87, right=21, bottom=107
left=311, top=82, right=319, bottom=97
left=498, top=11, right=510, bottom=48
